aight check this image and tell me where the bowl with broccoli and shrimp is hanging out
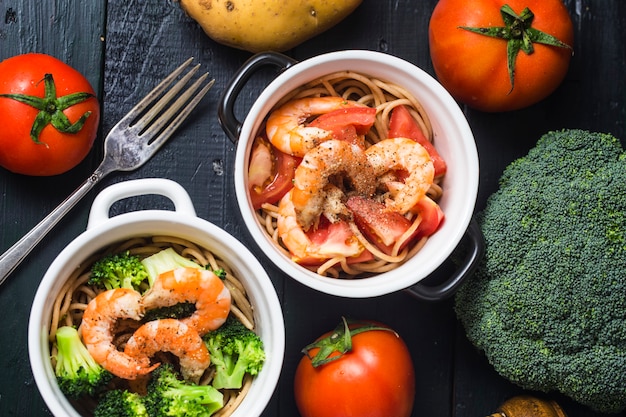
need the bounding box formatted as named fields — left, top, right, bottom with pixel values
left=28, top=178, right=285, bottom=417
left=219, top=50, right=483, bottom=299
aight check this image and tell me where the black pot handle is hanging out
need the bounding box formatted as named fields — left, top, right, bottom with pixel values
left=218, top=52, right=298, bottom=144
left=404, top=218, right=485, bottom=302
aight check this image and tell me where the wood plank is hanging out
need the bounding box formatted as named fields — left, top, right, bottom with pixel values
left=100, top=0, right=253, bottom=229
left=452, top=1, right=626, bottom=416
left=101, top=1, right=457, bottom=416
left=278, top=2, right=457, bottom=415
left=0, top=1, right=107, bottom=416
left=0, top=0, right=624, bottom=415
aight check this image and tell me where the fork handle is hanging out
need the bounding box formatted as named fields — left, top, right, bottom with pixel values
left=0, top=171, right=104, bottom=288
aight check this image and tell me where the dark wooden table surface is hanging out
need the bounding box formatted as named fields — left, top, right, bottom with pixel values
left=1, top=1, right=625, bottom=416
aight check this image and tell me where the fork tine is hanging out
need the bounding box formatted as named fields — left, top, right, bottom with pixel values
left=118, top=57, right=195, bottom=126
left=132, top=64, right=202, bottom=132
left=142, top=75, right=215, bottom=149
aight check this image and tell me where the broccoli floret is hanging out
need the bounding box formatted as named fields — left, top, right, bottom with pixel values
left=141, top=247, right=202, bottom=286
left=54, top=326, right=113, bottom=399
left=89, top=250, right=149, bottom=292
left=94, top=389, right=148, bottom=417
left=455, top=129, right=626, bottom=413
left=203, top=315, right=265, bottom=390
left=212, top=268, right=227, bottom=280
left=146, top=363, right=223, bottom=417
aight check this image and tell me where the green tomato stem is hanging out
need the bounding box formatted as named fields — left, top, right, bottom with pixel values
left=459, top=4, right=573, bottom=94
left=0, top=73, right=95, bottom=144
left=301, top=317, right=396, bottom=368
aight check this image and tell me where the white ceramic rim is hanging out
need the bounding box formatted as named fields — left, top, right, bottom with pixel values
left=28, top=179, right=285, bottom=417
left=234, top=50, right=479, bottom=298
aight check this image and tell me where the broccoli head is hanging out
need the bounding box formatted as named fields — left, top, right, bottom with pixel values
left=94, top=389, right=148, bottom=417
left=54, top=326, right=113, bottom=399
left=89, top=250, right=149, bottom=292
left=203, top=314, right=265, bottom=390
left=146, top=363, right=223, bottom=417
left=455, top=129, right=626, bottom=413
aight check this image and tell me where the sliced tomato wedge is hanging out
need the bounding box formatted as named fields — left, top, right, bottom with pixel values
left=411, top=196, right=445, bottom=237
left=346, top=196, right=419, bottom=255
left=248, top=137, right=300, bottom=210
left=248, top=137, right=274, bottom=190
left=388, top=105, right=447, bottom=177
left=309, top=107, right=376, bottom=146
left=297, top=216, right=371, bottom=265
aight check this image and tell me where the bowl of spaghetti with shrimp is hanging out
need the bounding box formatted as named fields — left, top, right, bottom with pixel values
left=220, top=50, right=483, bottom=299
left=28, top=179, right=284, bottom=417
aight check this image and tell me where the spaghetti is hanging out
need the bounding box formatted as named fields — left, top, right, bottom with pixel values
left=48, top=235, right=257, bottom=416
left=254, top=71, right=445, bottom=278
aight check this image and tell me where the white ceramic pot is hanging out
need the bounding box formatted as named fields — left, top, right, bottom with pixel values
left=28, top=178, right=285, bottom=417
left=219, top=50, right=483, bottom=300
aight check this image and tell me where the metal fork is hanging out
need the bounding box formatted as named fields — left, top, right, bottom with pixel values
left=0, top=57, right=214, bottom=287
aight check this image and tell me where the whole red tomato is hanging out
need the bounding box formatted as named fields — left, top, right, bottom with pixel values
left=429, top=0, right=574, bottom=112
left=0, top=53, right=100, bottom=175
left=294, top=318, right=415, bottom=417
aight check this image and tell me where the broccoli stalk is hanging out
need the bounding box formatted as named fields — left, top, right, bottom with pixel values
left=203, top=315, right=265, bottom=390
left=54, top=326, right=113, bottom=399
left=140, top=247, right=202, bottom=286
left=94, top=389, right=148, bottom=417
left=455, top=129, right=626, bottom=414
left=88, top=251, right=149, bottom=292
left=146, top=363, right=223, bottom=417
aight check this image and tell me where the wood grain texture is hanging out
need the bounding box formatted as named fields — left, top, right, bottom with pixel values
left=0, top=0, right=625, bottom=416
left=452, top=1, right=626, bottom=416
left=0, top=1, right=106, bottom=416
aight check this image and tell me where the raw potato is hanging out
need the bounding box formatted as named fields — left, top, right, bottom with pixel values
left=179, top=0, right=363, bottom=53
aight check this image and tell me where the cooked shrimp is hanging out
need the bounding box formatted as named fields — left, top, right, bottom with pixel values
left=291, top=139, right=376, bottom=230
left=124, top=318, right=210, bottom=383
left=81, top=288, right=157, bottom=380
left=365, top=137, right=435, bottom=214
left=141, top=267, right=231, bottom=335
left=277, top=190, right=365, bottom=263
left=266, top=97, right=361, bottom=157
